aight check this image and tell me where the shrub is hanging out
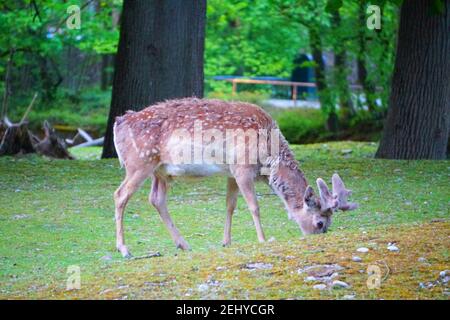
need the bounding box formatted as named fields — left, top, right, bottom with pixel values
left=274, top=108, right=325, bottom=144
left=8, top=88, right=110, bottom=135
left=206, top=90, right=270, bottom=106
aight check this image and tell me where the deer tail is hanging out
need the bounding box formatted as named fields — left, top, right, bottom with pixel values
left=113, top=119, right=124, bottom=168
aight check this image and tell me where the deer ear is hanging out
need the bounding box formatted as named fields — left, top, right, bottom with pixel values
left=303, top=186, right=317, bottom=208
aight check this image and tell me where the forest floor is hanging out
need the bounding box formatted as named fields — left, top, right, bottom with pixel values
left=0, top=142, right=448, bottom=299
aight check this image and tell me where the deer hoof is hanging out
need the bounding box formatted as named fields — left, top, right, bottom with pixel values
left=176, top=241, right=191, bottom=251
left=222, top=240, right=231, bottom=247
left=117, top=245, right=132, bottom=258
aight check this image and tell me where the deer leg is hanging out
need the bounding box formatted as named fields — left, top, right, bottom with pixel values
left=114, top=170, right=149, bottom=258
left=223, top=177, right=239, bottom=247
left=150, top=176, right=191, bottom=250
left=234, top=173, right=266, bottom=243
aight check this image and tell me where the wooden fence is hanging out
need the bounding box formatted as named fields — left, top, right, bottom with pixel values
left=221, top=78, right=367, bottom=106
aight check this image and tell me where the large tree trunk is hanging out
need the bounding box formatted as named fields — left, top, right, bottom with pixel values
left=102, top=0, right=206, bottom=158
left=376, top=0, right=450, bottom=159
left=308, top=27, right=337, bottom=132
left=331, top=10, right=354, bottom=123
left=357, top=1, right=377, bottom=113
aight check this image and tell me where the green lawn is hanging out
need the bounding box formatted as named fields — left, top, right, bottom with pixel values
left=0, top=142, right=448, bottom=299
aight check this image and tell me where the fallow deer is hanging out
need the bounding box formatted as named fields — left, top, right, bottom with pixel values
left=113, top=98, right=358, bottom=258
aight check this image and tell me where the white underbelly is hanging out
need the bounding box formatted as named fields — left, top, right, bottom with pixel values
left=159, top=164, right=231, bottom=177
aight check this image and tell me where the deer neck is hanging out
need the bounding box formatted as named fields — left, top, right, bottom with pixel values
left=267, top=147, right=308, bottom=217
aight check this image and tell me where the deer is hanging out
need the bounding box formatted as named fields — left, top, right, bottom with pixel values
left=113, top=98, right=358, bottom=258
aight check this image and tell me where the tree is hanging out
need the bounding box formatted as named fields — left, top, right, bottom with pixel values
left=376, top=0, right=450, bottom=159
left=330, top=8, right=354, bottom=123
left=101, top=0, right=206, bottom=158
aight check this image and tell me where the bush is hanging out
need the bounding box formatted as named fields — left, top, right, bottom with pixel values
left=8, top=88, right=110, bottom=135
left=206, top=90, right=270, bottom=106
left=205, top=90, right=329, bottom=144
left=274, top=108, right=326, bottom=144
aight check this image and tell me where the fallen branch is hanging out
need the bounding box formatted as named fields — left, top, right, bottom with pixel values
left=130, top=252, right=162, bottom=260
left=73, top=136, right=104, bottom=148
left=65, top=132, right=80, bottom=145
left=19, top=92, right=38, bottom=125
left=77, top=128, right=93, bottom=142
left=3, top=116, right=13, bottom=128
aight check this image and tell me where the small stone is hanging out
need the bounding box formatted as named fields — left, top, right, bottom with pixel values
left=442, top=276, right=450, bottom=284
left=313, top=284, right=327, bottom=290
left=356, top=247, right=369, bottom=253
left=117, top=285, right=129, bottom=290
left=439, top=270, right=448, bottom=278
left=419, top=282, right=434, bottom=289
left=297, top=264, right=344, bottom=278
left=352, top=256, right=362, bottom=262
left=304, top=276, right=317, bottom=282
left=343, top=294, right=355, bottom=300
left=332, top=280, right=350, bottom=289
left=99, top=288, right=113, bottom=295
left=268, top=236, right=276, bottom=242
left=131, top=214, right=140, bottom=219
left=330, top=272, right=339, bottom=279
left=198, top=284, right=209, bottom=292
left=100, top=254, right=112, bottom=261
left=417, top=257, right=427, bottom=263
left=387, top=245, right=399, bottom=252
left=245, top=262, right=273, bottom=270
left=12, top=214, right=29, bottom=220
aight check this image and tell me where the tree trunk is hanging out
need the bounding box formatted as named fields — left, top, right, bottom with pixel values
left=376, top=0, right=450, bottom=159
left=309, top=28, right=327, bottom=96
left=309, top=27, right=337, bottom=132
left=102, top=0, right=206, bottom=158
left=0, top=123, right=35, bottom=156
left=357, top=1, right=377, bottom=113
left=331, top=10, right=354, bottom=123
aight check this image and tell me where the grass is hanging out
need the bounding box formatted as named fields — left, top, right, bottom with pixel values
left=0, top=142, right=448, bottom=299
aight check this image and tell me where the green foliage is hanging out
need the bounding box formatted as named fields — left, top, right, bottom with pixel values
left=325, top=0, right=344, bottom=13
left=206, top=90, right=270, bottom=106
left=1, top=0, right=400, bottom=143
left=0, top=0, right=121, bottom=104
left=8, top=88, right=110, bottom=133
left=275, top=108, right=326, bottom=143
left=205, top=0, right=308, bottom=92
left=0, top=0, right=121, bottom=56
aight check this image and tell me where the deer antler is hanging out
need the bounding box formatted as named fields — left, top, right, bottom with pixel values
left=332, top=173, right=358, bottom=211
left=316, top=178, right=338, bottom=212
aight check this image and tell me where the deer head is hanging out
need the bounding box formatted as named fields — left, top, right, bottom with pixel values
left=296, top=173, right=358, bottom=235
